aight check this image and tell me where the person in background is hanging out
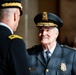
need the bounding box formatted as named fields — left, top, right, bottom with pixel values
left=0, top=0, right=29, bottom=75
left=27, top=12, right=76, bottom=75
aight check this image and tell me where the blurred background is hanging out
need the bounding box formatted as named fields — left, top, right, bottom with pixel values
left=15, top=0, right=76, bottom=49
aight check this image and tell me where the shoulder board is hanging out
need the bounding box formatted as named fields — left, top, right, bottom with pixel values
left=8, top=34, right=22, bottom=40
left=63, top=45, right=73, bottom=49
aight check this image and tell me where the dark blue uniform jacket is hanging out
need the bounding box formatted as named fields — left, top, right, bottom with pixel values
left=27, top=43, right=76, bottom=75
left=0, top=25, right=29, bottom=75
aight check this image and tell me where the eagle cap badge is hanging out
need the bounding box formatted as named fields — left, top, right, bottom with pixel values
left=42, top=12, right=48, bottom=21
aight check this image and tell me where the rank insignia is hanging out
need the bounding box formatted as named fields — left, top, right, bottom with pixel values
left=8, top=34, right=22, bottom=40
left=60, top=63, right=67, bottom=71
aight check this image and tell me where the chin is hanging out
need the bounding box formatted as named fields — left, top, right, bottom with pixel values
left=41, top=41, right=48, bottom=45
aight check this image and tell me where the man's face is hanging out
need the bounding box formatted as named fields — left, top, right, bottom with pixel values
left=38, top=26, right=59, bottom=45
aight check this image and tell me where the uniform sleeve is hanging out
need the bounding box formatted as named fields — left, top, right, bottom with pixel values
left=9, top=38, right=30, bottom=75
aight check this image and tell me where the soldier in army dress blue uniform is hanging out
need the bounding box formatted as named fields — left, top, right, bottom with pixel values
left=27, top=12, right=76, bottom=75
left=0, top=0, right=29, bottom=75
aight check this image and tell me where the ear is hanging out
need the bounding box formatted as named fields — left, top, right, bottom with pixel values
left=14, top=12, right=17, bottom=21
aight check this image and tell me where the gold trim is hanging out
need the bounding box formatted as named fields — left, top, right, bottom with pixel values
left=8, top=34, right=22, bottom=40
left=1, top=2, right=22, bottom=10
left=37, top=22, right=58, bottom=27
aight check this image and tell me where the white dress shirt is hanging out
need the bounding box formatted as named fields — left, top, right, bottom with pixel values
left=43, top=42, right=57, bottom=59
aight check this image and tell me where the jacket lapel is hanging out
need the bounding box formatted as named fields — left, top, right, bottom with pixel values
left=37, top=51, right=46, bottom=67
left=36, top=43, right=63, bottom=69
left=47, top=43, right=62, bottom=69
left=36, top=45, right=47, bottom=67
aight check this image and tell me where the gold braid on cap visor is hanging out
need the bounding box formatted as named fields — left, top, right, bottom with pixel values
left=1, top=2, right=23, bottom=10
left=37, top=22, right=58, bottom=27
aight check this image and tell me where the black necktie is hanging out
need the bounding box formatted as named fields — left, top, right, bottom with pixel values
left=45, top=50, right=51, bottom=63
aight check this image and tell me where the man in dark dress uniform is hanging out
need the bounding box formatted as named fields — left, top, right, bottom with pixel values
left=27, top=12, right=76, bottom=75
left=0, top=0, right=29, bottom=75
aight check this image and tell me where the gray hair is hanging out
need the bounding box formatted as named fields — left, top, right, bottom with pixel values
left=0, top=8, right=17, bottom=20
left=54, top=27, right=59, bottom=32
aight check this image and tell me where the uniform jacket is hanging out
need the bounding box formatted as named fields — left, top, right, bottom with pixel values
left=0, top=25, right=29, bottom=75
left=27, top=43, right=76, bottom=75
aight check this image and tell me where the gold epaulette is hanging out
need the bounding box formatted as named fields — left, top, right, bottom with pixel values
left=8, top=34, right=22, bottom=40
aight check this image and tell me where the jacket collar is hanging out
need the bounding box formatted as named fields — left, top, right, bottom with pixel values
left=36, top=43, right=63, bottom=67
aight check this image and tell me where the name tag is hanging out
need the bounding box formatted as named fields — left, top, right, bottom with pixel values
left=29, top=68, right=36, bottom=71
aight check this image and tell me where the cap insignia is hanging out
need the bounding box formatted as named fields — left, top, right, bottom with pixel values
left=8, top=34, right=22, bottom=40
left=60, top=63, right=67, bottom=72
left=1, top=2, right=23, bottom=10
left=42, top=12, right=48, bottom=21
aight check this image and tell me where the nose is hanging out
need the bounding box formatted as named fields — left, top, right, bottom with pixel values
left=42, top=30, right=47, bottom=35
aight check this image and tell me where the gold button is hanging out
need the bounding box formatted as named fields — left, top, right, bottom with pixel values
left=45, top=69, right=49, bottom=72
